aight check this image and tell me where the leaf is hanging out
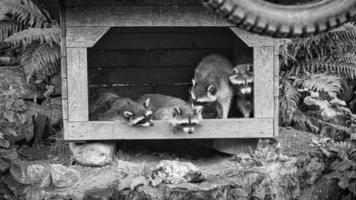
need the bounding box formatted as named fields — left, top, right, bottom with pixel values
left=5, top=28, right=60, bottom=47
left=326, top=171, right=343, bottom=180
left=349, top=171, right=356, bottom=178
left=338, top=176, right=350, bottom=189
left=332, top=159, right=353, bottom=171
left=347, top=181, right=356, bottom=195
left=3, top=111, right=16, bottom=123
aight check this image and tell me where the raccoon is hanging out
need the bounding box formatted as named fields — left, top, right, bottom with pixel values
left=89, top=92, right=153, bottom=127
left=138, top=94, right=202, bottom=134
left=229, top=64, right=254, bottom=118
left=190, top=54, right=233, bottom=119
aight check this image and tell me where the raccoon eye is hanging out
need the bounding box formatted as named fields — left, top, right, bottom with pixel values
left=207, top=85, right=217, bottom=95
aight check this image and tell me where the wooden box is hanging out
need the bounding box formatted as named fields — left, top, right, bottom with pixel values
left=61, top=0, right=279, bottom=140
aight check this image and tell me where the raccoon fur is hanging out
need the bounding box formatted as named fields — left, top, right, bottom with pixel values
left=229, top=64, right=254, bottom=118
left=89, top=92, right=153, bottom=127
left=190, top=54, right=233, bottom=119
left=138, top=94, right=202, bottom=134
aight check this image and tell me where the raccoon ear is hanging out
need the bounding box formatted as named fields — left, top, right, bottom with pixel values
left=207, top=85, right=217, bottom=95
left=173, top=106, right=182, bottom=117
left=192, top=79, right=196, bottom=87
left=193, top=106, right=203, bottom=115
left=232, top=68, right=238, bottom=75
left=123, top=111, right=134, bottom=118
left=143, top=98, right=150, bottom=108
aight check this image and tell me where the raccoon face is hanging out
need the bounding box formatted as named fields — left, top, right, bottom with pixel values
left=229, top=64, right=253, bottom=85
left=170, top=105, right=202, bottom=134
left=191, top=79, right=217, bottom=104
left=122, top=98, right=154, bottom=127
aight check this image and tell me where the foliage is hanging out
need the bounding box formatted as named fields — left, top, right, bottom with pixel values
left=279, top=23, right=356, bottom=136
left=0, top=0, right=60, bottom=83
left=314, top=138, right=356, bottom=199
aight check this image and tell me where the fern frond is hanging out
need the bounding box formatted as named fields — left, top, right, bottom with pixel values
left=1, top=0, right=48, bottom=27
left=4, top=28, right=60, bottom=47
left=0, top=21, right=23, bottom=41
left=293, top=60, right=356, bottom=79
left=21, top=42, right=60, bottom=82
left=280, top=79, right=300, bottom=124
left=301, top=74, right=342, bottom=97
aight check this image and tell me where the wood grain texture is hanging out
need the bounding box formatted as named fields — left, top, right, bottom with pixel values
left=66, top=27, right=110, bottom=47
left=67, top=48, right=89, bottom=121
left=65, top=118, right=274, bottom=140
left=230, top=27, right=275, bottom=47
left=273, top=40, right=280, bottom=137
left=60, top=0, right=69, bottom=125
left=254, top=46, right=274, bottom=118
left=87, top=49, right=231, bottom=68
left=90, top=28, right=234, bottom=50
left=89, top=66, right=194, bottom=85
left=65, top=6, right=230, bottom=27
left=89, top=85, right=191, bottom=100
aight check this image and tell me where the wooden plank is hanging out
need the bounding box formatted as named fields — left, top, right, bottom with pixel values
left=65, top=6, right=230, bottom=27
left=87, top=49, right=232, bottom=68
left=90, top=29, right=234, bottom=50
left=89, top=66, right=194, bottom=85
left=65, top=0, right=201, bottom=7
left=66, top=27, right=110, bottom=48
left=230, top=27, right=275, bottom=47
left=273, top=40, right=280, bottom=137
left=60, top=0, right=69, bottom=130
left=89, top=85, right=192, bottom=100
left=65, top=118, right=274, bottom=140
left=254, top=46, right=274, bottom=118
left=67, top=48, right=89, bottom=121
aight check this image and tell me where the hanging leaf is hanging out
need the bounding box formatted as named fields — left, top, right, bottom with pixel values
left=332, top=159, right=353, bottom=171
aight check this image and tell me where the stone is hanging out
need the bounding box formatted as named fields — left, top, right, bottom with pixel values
left=70, top=142, right=115, bottom=167
left=9, top=161, right=50, bottom=184
left=0, top=157, right=9, bottom=172
left=151, top=160, right=206, bottom=185
left=50, top=164, right=80, bottom=188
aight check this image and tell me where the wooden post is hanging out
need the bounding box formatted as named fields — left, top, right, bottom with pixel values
left=273, top=40, right=280, bottom=137
left=59, top=0, right=69, bottom=133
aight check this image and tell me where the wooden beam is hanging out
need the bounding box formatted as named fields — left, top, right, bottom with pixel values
left=64, top=118, right=274, bottom=140
left=273, top=40, right=280, bottom=137
left=67, top=48, right=89, bottom=121
left=229, top=27, right=275, bottom=47
left=65, top=6, right=230, bottom=27
left=66, top=27, right=110, bottom=48
left=254, top=46, right=274, bottom=118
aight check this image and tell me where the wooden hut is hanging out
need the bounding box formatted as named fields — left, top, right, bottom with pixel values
left=60, top=0, right=279, bottom=140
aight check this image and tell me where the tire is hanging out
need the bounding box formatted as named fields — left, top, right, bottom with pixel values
left=202, top=0, right=356, bottom=37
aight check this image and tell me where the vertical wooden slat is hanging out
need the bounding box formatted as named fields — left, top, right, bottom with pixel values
left=273, top=41, right=280, bottom=137
left=67, top=48, right=89, bottom=121
left=60, top=0, right=69, bottom=136
left=254, top=46, right=274, bottom=118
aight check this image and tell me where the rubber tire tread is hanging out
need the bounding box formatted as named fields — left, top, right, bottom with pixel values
left=202, top=0, right=356, bottom=38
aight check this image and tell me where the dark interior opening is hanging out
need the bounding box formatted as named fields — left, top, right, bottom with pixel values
left=88, top=27, right=253, bottom=119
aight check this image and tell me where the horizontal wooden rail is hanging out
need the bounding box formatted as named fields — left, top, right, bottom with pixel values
left=65, top=118, right=273, bottom=140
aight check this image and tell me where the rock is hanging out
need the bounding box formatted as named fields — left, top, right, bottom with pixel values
left=151, top=160, right=206, bottom=185
left=9, top=161, right=50, bottom=184
left=70, top=142, right=115, bottom=167
left=0, top=157, right=9, bottom=172
left=50, top=164, right=80, bottom=188
left=0, top=136, right=10, bottom=149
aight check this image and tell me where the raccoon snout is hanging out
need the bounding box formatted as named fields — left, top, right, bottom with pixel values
left=182, top=127, right=194, bottom=134
left=149, top=121, right=154, bottom=127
